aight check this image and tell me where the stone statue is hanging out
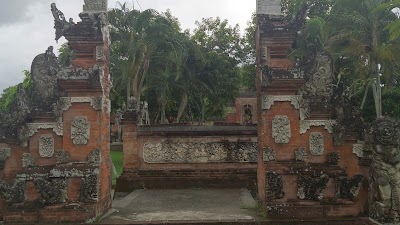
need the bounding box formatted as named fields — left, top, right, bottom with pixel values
left=127, top=96, right=136, bottom=112
left=139, top=101, right=150, bottom=126
left=369, top=118, right=400, bottom=223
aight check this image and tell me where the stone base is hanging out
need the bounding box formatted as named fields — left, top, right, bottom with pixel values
left=266, top=204, right=364, bottom=219
left=116, top=169, right=257, bottom=192
left=3, top=198, right=111, bottom=224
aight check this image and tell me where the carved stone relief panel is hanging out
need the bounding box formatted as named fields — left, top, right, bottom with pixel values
left=143, top=142, right=258, bottom=163
left=297, top=174, right=329, bottom=200
left=309, top=132, right=324, bottom=155
left=71, top=116, right=90, bottom=145
left=335, top=174, right=363, bottom=199
left=0, top=179, right=25, bottom=203
left=266, top=171, right=284, bottom=200
left=39, top=135, right=54, bottom=158
left=88, top=149, right=101, bottom=165
left=56, top=149, right=69, bottom=164
left=295, top=147, right=307, bottom=162
left=79, top=175, right=99, bottom=203
left=272, top=116, right=291, bottom=144
left=0, top=148, right=11, bottom=169
left=33, top=178, right=67, bottom=204
left=96, top=46, right=104, bottom=61
left=22, top=153, right=34, bottom=168
left=263, top=147, right=276, bottom=162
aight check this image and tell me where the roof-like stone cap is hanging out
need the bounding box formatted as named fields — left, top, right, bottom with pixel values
left=83, top=0, right=108, bottom=13
left=256, top=0, right=282, bottom=15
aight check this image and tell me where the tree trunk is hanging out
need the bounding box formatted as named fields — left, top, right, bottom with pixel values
left=176, top=90, right=188, bottom=122
left=160, top=100, right=167, bottom=124
left=360, top=84, right=369, bottom=110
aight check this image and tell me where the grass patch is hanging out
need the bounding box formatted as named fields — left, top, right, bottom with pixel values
left=110, top=151, right=123, bottom=187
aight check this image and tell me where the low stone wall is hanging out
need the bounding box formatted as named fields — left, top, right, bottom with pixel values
left=116, top=124, right=258, bottom=192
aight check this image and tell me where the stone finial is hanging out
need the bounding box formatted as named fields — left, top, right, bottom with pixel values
left=256, top=0, right=282, bottom=15
left=83, top=0, right=108, bottom=12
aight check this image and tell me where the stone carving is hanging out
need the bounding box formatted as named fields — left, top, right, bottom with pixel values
left=31, top=46, right=60, bottom=111
left=139, top=101, right=150, bottom=126
left=143, top=142, right=258, bottom=163
left=127, top=96, right=137, bottom=111
left=263, top=147, right=276, bottom=162
left=369, top=118, right=400, bottom=223
left=79, top=175, right=99, bottom=203
left=22, top=153, right=34, bottom=168
left=300, top=120, right=336, bottom=134
left=27, top=123, right=63, bottom=137
left=257, top=0, right=282, bottom=15
left=327, top=152, right=340, bottom=165
left=55, top=97, right=102, bottom=113
left=262, top=96, right=310, bottom=121
left=266, top=171, right=284, bottom=200
left=56, top=149, right=69, bottom=164
left=295, top=147, right=307, bottom=162
left=299, top=51, right=334, bottom=97
left=0, top=179, right=25, bottom=204
left=90, top=97, right=102, bottom=111
left=33, top=178, right=67, bottom=204
left=57, top=65, right=101, bottom=83
left=88, top=149, right=101, bottom=165
left=0, top=148, right=11, bottom=169
left=96, top=46, right=104, bottom=61
left=309, top=132, right=324, bottom=155
left=39, top=135, right=54, bottom=158
left=335, top=174, right=364, bottom=199
left=51, top=3, right=75, bottom=41
left=352, top=142, right=365, bottom=158
left=83, top=0, right=108, bottom=12
left=297, top=174, right=329, bottom=200
left=71, top=117, right=90, bottom=145
left=272, top=116, right=291, bottom=144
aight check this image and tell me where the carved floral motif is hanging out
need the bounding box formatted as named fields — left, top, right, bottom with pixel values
left=300, top=120, right=336, bottom=134
left=39, top=135, right=54, bottom=158
left=263, top=147, right=276, bottom=162
left=309, top=132, right=324, bottom=155
left=88, top=149, right=101, bottom=165
left=352, top=142, right=364, bottom=158
left=0, top=179, right=25, bottom=203
left=327, top=152, right=340, bottom=165
left=33, top=178, right=67, bottom=204
left=56, top=149, right=69, bottom=164
left=71, top=117, right=90, bottom=145
left=295, top=147, right=307, bottom=161
left=79, top=175, right=99, bottom=203
left=272, top=116, right=291, bottom=144
left=22, top=153, right=34, bottom=168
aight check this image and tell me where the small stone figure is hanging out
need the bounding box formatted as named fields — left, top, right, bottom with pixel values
left=139, top=101, right=150, bottom=126
left=127, top=96, right=136, bottom=111
left=45, top=46, right=56, bottom=61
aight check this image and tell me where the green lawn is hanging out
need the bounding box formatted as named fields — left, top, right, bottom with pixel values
left=110, top=151, right=123, bottom=186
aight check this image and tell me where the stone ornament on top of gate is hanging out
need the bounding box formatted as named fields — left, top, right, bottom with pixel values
left=83, top=0, right=108, bottom=12
left=143, top=142, right=258, bottom=163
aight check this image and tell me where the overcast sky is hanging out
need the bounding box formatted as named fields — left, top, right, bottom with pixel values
left=0, top=0, right=255, bottom=93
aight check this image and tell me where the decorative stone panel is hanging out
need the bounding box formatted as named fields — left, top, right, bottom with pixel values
left=0, top=148, right=11, bottom=169
left=352, top=142, right=364, bottom=158
left=300, top=120, right=336, bottom=134
left=335, top=174, right=364, bottom=199
left=262, top=95, right=310, bottom=120
left=88, top=149, right=101, bottom=165
left=96, top=46, right=104, bottom=61
left=56, top=97, right=102, bottom=113
left=71, top=116, right=90, bottom=145
left=143, top=142, right=258, bottom=163
left=0, top=179, right=25, bottom=203
left=79, top=175, right=99, bottom=203
left=297, top=174, right=329, bottom=200
left=56, top=149, right=69, bottom=164
left=263, top=147, right=276, bottom=162
left=295, top=147, right=307, bottom=162
left=27, top=122, right=63, bottom=137
left=39, top=135, right=54, bottom=158
left=327, top=152, right=340, bottom=165
left=33, top=178, right=67, bottom=204
left=272, top=115, right=291, bottom=144
left=309, top=132, right=324, bottom=155
left=22, top=153, right=34, bottom=168
left=83, top=0, right=107, bottom=12
left=266, top=171, right=284, bottom=200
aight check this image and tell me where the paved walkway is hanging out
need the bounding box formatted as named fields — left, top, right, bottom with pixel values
left=98, top=188, right=259, bottom=224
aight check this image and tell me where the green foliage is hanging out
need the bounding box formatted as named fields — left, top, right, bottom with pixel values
left=110, top=151, right=123, bottom=186
left=0, top=70, right=32, bottom=111
left=58, top=43, right=76, bottom=66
